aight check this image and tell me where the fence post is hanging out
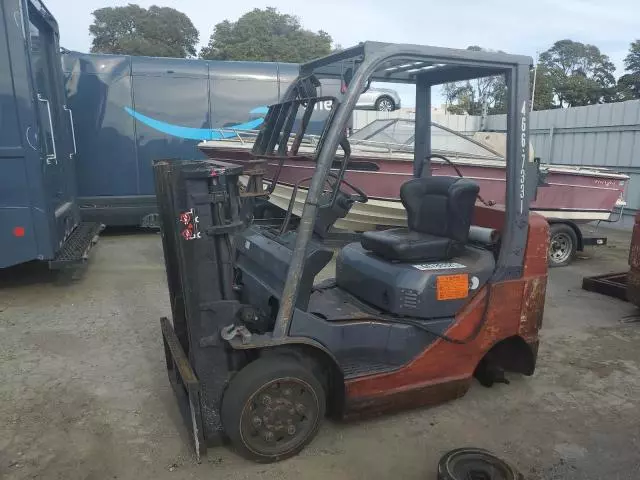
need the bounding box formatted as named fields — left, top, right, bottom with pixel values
left=546, top=125, right=555, bottom=164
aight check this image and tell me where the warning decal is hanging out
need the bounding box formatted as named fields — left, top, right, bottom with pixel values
left=436, top=274, right=469, bottom=301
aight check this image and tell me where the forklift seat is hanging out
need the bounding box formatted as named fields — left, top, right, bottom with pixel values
left=360, top=176, right=479, bottom=262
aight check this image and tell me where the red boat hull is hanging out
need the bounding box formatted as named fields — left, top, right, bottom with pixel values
left=201, top=146, right=627, bottom=225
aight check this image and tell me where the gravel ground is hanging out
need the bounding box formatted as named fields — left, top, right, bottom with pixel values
left=1, top=225, right=639, bottom=480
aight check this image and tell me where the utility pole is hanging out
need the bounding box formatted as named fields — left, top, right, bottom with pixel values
left=531, top=50, right=539, bottom=112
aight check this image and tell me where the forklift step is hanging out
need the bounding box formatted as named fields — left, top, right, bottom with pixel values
left=49, top=222, right=104, bottom=269
left=341, top=359, right=400, bottom=379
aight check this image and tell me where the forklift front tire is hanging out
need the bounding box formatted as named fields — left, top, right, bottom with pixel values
left=221, top=356, right=326, bottom=463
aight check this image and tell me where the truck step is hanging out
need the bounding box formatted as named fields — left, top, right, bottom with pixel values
left=49, top=222, right=104, bottom=269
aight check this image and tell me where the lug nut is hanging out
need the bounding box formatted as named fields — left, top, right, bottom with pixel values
left=261, top=395, right=272, bottom=406
left=252, top=416, right=262, bottom=427
left=287, top=425, right=296, bottom=435
left=295, top=403, right=305, bottom=414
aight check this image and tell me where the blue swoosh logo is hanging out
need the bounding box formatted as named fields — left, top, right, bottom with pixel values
left=124, top=106, right=266, bottom=141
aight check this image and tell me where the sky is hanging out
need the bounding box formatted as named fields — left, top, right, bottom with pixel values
left=44, top=0, right=640, bottom=107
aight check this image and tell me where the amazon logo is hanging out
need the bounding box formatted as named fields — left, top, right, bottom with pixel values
left=124, top=106, right=268, bottom=141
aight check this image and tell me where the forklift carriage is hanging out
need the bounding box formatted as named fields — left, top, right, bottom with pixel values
left=153, top=41, right=550, bottom=464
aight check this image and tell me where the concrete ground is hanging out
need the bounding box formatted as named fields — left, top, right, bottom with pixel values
left=1, top=226, right=640, bottom=480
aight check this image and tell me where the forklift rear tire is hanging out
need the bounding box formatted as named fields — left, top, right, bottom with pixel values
left=548, top=223, right=578, bottom=267
left=437, top=448, right=524, bottom=480
left=221, top=356, right=326, bottom=463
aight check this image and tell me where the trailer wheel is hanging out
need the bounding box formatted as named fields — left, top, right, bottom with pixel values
left=438, top=448, right=524, bottom=480
left=221, top=356, right=326, bottom=463
left=548, top=223, right=578, bottom=267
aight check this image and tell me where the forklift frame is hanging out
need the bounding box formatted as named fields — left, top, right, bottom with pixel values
left=154, top=42, right=547, bottom=463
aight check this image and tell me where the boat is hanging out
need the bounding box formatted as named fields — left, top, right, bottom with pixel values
left=197, top=118, right=628, bottom=232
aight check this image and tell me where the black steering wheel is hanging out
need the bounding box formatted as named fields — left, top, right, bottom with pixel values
left=327, top=137, right=369, bottom=204
left=325, top=172, right=368, bottom=204
left=426, top=153, right=495, bottom=207
left=338, top=177, right=369, bottom=203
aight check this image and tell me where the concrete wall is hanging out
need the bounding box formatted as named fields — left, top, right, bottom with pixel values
left=353, top=100, right=640, bottom=229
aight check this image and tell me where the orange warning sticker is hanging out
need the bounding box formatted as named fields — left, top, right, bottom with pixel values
left=436, top=274, right=469, bottom=301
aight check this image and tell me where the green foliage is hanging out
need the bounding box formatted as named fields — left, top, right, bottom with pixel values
left=444, top=46, right=507, bottom=115
left=531, top=65, right=555, bottom=110
left=619, top=40, right=640, bottom=100
left=539, top=39, right=616, bottom=107
left=89, top=4, right=199, bottom=58
left=199, top=7, right=332, bottom=62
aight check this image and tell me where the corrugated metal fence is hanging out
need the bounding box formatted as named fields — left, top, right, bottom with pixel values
left=353, top=100, right=640, bottom=229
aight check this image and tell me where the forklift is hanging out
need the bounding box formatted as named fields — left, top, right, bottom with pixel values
left=153, top=42, right=549, bottom=470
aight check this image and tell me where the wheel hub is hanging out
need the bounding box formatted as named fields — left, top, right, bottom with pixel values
left=378, top=99, right=393, bottom=111
left=550, top=232, right=572, bottom=263
left=241, top=379, right=318, bottom=453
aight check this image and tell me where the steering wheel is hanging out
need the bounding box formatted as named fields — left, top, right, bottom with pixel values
left=427, top=154, right=495, bottom=207
left=325, top=172, right=368, bottom=204
left=325, top=137, right=369, bottom=204
left=338, top=177, right=369, bottom=203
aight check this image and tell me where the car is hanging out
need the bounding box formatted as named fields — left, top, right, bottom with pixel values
left=356, top=86, right=401, bottom=111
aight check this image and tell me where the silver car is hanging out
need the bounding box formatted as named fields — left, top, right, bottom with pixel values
left=356, top=87, right=402, bottom=111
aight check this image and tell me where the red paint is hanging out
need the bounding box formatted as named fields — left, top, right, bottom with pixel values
left=13, top=226, right=25, bottom=237
left=341, top=209, right=549, bottom=416
left=627, top=212, right=640, bottom=306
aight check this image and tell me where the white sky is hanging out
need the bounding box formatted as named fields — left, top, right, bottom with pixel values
left=45, top=0, right=640, bottom=107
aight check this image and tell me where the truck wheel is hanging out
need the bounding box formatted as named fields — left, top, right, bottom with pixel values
left=221, top=356, right=326, bottom=463
left=548, top=223, right=578, bottom=267
left=438, top=448, right=524, bottom=480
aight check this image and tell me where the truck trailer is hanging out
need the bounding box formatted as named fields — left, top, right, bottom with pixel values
left=0, top=0, right=101, bottom=269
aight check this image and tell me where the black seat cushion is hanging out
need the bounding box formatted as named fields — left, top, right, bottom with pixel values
left=361, top=228, right=454, bottom=262
left=361, top=176, right=479, bottom=262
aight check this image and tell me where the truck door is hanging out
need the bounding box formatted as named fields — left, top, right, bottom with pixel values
left=26, top=4, right=77, bottom=247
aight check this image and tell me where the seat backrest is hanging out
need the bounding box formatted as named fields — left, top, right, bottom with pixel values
left=400, top=176, right=479, bottom=242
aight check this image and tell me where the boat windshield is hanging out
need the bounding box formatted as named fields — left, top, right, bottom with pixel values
left=348, top=118, right=504, bottom=161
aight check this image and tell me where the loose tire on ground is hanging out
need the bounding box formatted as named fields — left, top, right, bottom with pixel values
left=221, top=356, right=326, bottom=463
left=438, top=447, right=524, bottom=480
left=548, top=223, right=578, bottom=267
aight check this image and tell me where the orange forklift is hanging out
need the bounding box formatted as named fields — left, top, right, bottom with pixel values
left=153, top=42, right=549, bottom=474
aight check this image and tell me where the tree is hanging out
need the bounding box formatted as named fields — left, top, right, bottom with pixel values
left=89, top=4, right=199, bottom=58
left=443, top=46, right=507, bottom=115
left=200, top=7, right=333, bottom=62
left=618, top=40, right=640, bottom=100
left=539, top=39, right=616, bottom=107
left=531, top=64, right=555, bottom=110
